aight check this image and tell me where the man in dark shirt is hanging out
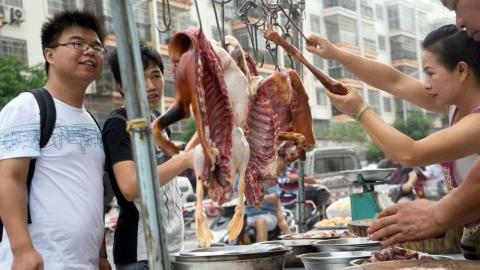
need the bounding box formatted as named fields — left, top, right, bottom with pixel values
left=102, top=44, right=193, bottom=269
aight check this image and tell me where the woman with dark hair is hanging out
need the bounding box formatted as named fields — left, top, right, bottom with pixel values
left=306, top=25, right=480, bottom=259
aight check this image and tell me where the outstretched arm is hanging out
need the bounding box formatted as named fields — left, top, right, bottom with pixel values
left=306, top=34, right=447, bottom=113
left=325, top=86, right=480, bottom=167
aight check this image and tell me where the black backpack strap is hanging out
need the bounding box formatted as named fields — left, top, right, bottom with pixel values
left=0, top=88, right=56, bottom=242
left=85, top=108, right=101, bottom=131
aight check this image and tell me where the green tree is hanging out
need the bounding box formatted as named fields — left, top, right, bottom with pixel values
left=365, top=142, right=383, bottom=164
left=0, top=56, right=46, bottom=109
left=393, top=112, right=432, bottom=140
left=323, top=121, right=368, bottom=142
left=365, top=112, right=433, bottom=163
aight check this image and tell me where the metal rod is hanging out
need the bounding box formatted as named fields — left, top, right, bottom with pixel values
left=110, top=1, right=170, bottom=269
left=297, top=150, right=307, bottom=233
left=193, top=0, right=203, bottom=32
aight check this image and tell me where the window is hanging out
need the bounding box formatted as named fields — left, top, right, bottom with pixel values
left=325, top=16, right=358, bottom=46
left=313, top=55, right=324, bottom=69
left=310, top=14, right=321, bottom=33
left=315, top=156, right=355, bottom=175
left=0, top=37, right=27, bottom=63
left=323, top=0, right=357, bottom=12
left=390, top=35, right=417, bottom=60
left=377, top=35, right=386, bottom=51
left=316, top=87, right=327, bottom=106
left=134, top=1, right=151, bottom=41
left=417, top=11, right=430, bottom=39
left=383, top=96, right=392, bottom=112
left=360, top=0, right=374, bottom=17
left=362, top=23, right=376, bottom=51
left=102, top=0, right=112, bottom=17
left=388, top=5, right=414, bottom=33
left=48, top=0, right=76, bottom=15
left=368, top=89, right=380, bottom=114
left=2, top=0, right=22, bottom=7
left=375, top=4, right=384, bottom=20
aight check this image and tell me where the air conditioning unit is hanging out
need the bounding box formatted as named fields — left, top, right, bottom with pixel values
left=10, top=7, right=26, bottom=23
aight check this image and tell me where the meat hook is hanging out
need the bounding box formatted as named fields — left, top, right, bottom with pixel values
left=155, top=0, right=172, bottom=33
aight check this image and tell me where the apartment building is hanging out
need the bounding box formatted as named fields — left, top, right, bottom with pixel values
left=0, top=0, right=453, bottom=137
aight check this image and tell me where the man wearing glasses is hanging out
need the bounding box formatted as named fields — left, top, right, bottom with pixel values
left=0, top=10, right=109, bottom=269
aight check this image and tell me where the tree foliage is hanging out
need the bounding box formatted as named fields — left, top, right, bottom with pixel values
left=365, top=112, right=433, bottom=163
left=393, top=112, right=432, bottom=140
left=323, top=121, right=368, bottom=142
left=0, top=56, right=46, bottom=109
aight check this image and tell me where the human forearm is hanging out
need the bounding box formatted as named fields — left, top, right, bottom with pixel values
left=156, top=151, right=193, bottom=186
left=359, top=109, right=418, bottom=166
left=0, top=161, right=34, bottom=254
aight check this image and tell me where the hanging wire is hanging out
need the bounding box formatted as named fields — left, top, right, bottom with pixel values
left=237, top=0, right=267, bottom=67
left=155, top=0, right=172, bottom=33
left=193, top=0, right=203, bottom=32
left=211, top=0, right=233, bottom=48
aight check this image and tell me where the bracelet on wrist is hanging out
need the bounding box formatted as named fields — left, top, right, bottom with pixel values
left=354, top=103, right=370, bottom=121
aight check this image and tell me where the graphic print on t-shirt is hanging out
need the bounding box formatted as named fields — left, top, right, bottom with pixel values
left=0, top=123, right=102, bottom=157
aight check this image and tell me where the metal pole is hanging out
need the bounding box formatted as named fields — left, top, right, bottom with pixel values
left=291, top=0, right=307, bottom=233
left=110, top=1, right=170, bottom=269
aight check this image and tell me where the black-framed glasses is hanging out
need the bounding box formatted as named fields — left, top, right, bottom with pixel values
left=50, top=41, right=106, bottom=55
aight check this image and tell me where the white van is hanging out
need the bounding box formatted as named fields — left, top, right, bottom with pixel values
left=303, top=148, right=362, bottom=203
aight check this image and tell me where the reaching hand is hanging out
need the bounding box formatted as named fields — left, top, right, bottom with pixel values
left=367, top=199, right=447, bottom=246
left=306, top=34, right=340, bottom=60
left=324, top=84, right=365, bottom=117
left=12, top=247, right=43, bottom=270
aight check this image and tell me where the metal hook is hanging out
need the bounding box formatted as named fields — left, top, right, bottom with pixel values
left=211, top=0, right=232, bottom=48
left=155, top=0, right=172, bottom=33
left=265, top=40, right=280, bottom=71
left=193, top=0, right=203, bottom=32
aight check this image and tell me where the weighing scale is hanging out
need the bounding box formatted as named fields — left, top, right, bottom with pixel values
left=342, top=169, right=396, bottom=221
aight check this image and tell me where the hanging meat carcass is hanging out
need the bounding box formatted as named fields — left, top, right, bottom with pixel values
left=151, top=28, right=316, bottom=247
left=152, top=29, right=254, bottom=247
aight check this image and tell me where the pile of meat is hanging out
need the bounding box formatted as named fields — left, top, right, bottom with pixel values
left=367, top=247, right=433, bottom=263
left=281, top=230, right=357, bottom=240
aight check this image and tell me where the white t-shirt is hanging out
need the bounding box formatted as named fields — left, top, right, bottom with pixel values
left=0, top=93, right=105, bottom=269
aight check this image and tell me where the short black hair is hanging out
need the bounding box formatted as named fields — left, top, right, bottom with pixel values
left=109, top=43, right=164, bottom=85
left=41, top=9, right=105, bottom=75
left=423, top=24, right=480, bottom=81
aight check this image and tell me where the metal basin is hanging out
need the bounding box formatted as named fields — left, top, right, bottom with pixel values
left=344, top=259, right=480, bottom=269
left=256, top=239, right=320, bottom=267
left=313, top=237, right=381, bottom=252
left=349, top=255, right=453, bottom=266
left=173, top=244, right=290, bottom=270
left=298, top=251, right=376, bottom=270
left=172, top=250, right=291, bottom=270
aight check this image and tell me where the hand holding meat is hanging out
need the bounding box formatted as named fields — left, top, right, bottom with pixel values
left=367, top=199, right=448, bottom=246
left=324, top=84, right=364, bottom=117
left=306, top=34, right=343, bottom=60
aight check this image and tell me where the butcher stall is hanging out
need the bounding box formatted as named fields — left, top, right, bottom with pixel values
left=110, top=0, right=479, bottom=269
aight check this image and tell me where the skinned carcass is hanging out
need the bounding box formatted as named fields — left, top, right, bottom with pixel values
left=152, top=29, right=253, bottom=247
left=152, top=28, right=315, bottom=247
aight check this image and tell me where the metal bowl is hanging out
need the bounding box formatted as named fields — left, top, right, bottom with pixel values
left=176, top=244, right=289, bottom=262
left=344, top=259, right=480, bottom=270
left=298, top=251, right=376, bottom=270
left=172, top=251, right=291, bottom=270
left=255, top=239, right=320, bottom=267
left=313, top=237, right=381, bottom=252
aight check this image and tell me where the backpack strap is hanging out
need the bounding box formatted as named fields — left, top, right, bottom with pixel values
left=0, top=88, right=56, bottom=242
